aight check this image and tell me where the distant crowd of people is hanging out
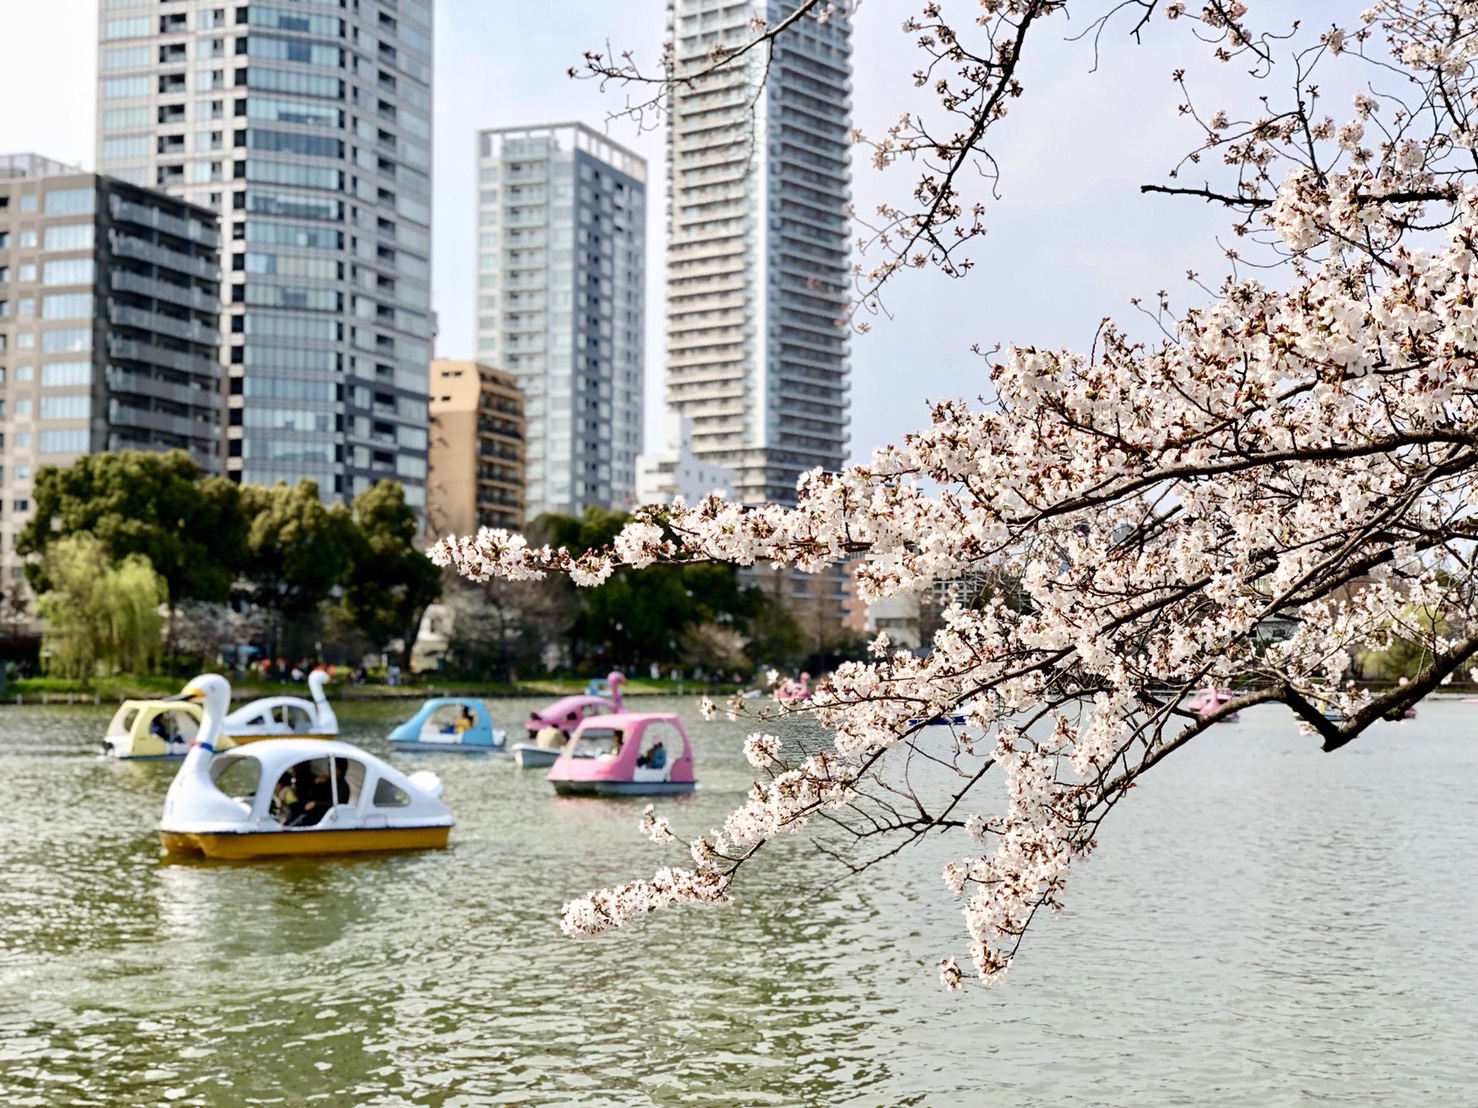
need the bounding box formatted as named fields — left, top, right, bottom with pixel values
left=242, top=658, right=386, bottom=686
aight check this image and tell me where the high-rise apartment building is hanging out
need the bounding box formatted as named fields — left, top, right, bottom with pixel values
left=0, top=153, right=223, bottom=583
left=426, top=358, right=525, bottom=536
left=475, top=123, right=645, bottom=521
left=95, top=0, right=434, bottom=508
left=666, top=0, right=852, bottom=505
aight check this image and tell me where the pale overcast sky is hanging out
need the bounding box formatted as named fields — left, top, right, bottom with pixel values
left=0, top=1, right=1296, bottom=465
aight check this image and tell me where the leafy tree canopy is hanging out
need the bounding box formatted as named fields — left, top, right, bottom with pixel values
left=341, top=480, right=442, bottom=652
left=239, top=479, right=356, bottom=622
left=19, top=450, right=244, bottom=604
left=37, top=534, right=166, bottom=680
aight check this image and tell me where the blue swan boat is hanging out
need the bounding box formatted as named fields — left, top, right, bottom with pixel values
left=389, top=698, right=507, bottom=754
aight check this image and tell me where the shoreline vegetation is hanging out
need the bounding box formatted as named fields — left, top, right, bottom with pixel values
left=0, top=674, right=743, bottom=705
left=4, top=673, right=1471, bottom=706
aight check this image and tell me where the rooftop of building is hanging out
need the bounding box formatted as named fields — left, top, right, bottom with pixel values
left=476, top=122, right=646, bottom=182
left=0, top=153, right=82, bottom=180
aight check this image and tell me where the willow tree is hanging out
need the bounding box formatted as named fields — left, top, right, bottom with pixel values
left=441, top=1, right=1478, bottom=987
left=38, top=534, right=166, bottom=680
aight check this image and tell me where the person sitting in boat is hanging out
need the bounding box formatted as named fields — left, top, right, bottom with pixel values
left=288, top=764, right=335, bottom=827
left=454, top=707, right=475, bottom=734
left=637, top=740, right=666, bottom=770
left=149, top=713, right=171, bottom=742
left=272, top=771, right=299, bottom=823
left=599, top=732, right=624, bottom=759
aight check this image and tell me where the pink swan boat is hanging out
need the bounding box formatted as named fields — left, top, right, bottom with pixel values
left=1186, top=686, right=1239, bottom=722
left=547, top=713, right=695, bottom=797
left=775, top=672, right=811, bottom=702
left=525, top=671, right=625, bottom=736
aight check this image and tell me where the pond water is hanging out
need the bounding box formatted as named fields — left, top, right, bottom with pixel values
left=1, top=693, right=1475, bottom=1105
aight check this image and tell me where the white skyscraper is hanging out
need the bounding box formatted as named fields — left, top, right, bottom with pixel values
left=476, top=123, right=646, bottom=521
left=96, top=0, right=434, bottom=507
left=665, top=0, right=852, bottom=506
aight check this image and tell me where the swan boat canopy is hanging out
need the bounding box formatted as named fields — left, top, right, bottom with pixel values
left=389, top=698, right=507, bottom=753
left=102, top=699, right=232, bottom=760
left=525, top=671, right=624, bottom=736
left=159, top=674, right=451, bottom=859
left=546, top=713, right=695, bottom=797
left=223, top=667, right=338, bottom=742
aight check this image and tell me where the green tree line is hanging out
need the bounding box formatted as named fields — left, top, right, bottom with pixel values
left=18, top=450, right=440, bottom=678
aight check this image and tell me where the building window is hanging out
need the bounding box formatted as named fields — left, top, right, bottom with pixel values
left=43, top=224, right=94, bottom=251
left=40, top=327, right=91, bottom=354
left=39, top=429, right=88, bottom=455
left=43, top=189, right=94, bottom=216
left=40, top=362, right=91, bottom=387
left=39, top=395, right=92, bottom=421
left=40, top=293, right=92, bottom=320
left=41, top=260, right=93, bottom=286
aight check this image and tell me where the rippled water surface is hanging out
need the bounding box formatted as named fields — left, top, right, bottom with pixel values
left=2, top=693, right=1476, bottom=1106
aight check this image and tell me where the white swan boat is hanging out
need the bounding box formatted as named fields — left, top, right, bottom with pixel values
left=102, top=699, right=235, bottom=760
left=159, top=674, right=452, bottom=859
left=223, top=667, right=338, bottom=742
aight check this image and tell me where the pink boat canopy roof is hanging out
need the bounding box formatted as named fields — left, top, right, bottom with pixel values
left=526, top=672, right=625, bottom=732
left=547, top=713, right=694, bottom=784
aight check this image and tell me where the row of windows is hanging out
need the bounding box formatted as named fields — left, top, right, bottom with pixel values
left=247, top=128, right=343, bottom=159
left=40, top=294, right=92, bottom=321
left=244, top=160, right=342, bottom=190
left=103, top=75, right=150, bottom=100
left=241, top=439, right=335, bottom=463
left=42, top=224, right=95, bottom=252
left=241, top=345, right=338, bottom=372
left=241, top=376, right=336, bottom=402
left=40, top=429, right=89, bottom=455
left=247, top=6, right=344, bottom=37
left=241, top=312, right=339, bottom=342
left=243, top=253, right=341, bottom=281
left=244, top=189, right=341, bottom=222
left=102, top=106, right=149, bottom=130
left=242, top=408, right=334, bottom=433
left=246, top=35, right=343, bottom=68
left=102, top=16, right=149, bottom=40
left=102, top=135, right=149, bottom=161
left=243, top=66, right=343, bottom=100
left=246, top=95, right=341, bottom=128
left=41, top=362, right=92, bottom=387
left=243, top=220, right=343, bottom=250
left=40, top=395, right=91, bottom=421
left=243, top=284, right=341, bottom=311
left=5, top=189, right=98, bottom=218
left=102, top=44, right=150, bottom=70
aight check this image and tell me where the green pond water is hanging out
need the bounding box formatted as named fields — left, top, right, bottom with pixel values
left=2, top=694, right=1476, bottom=1106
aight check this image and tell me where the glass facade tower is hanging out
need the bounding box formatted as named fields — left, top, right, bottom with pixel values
left=95, top=0, right=434, bottom=507
left=475, top=123, right=646, bottom=521
left=665, top=0, right=852, bottom=506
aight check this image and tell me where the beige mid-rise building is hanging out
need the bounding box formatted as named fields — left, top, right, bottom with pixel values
left=427, top=359, right=524, bottom=536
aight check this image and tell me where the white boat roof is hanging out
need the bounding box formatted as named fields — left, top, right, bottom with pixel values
left=213, top=738, right=391, bottom=775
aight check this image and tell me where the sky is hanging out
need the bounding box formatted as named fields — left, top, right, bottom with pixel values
left=0, top=0, right=1296, bottom=465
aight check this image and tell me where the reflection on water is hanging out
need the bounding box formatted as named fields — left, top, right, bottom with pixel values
left=2, top=696, right=1477, bottom=1105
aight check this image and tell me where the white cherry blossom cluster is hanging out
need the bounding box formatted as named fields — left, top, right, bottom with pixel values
left=443, top=2, right=1478, bottom=986
left=438, top=159, right=1478, bottom=979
